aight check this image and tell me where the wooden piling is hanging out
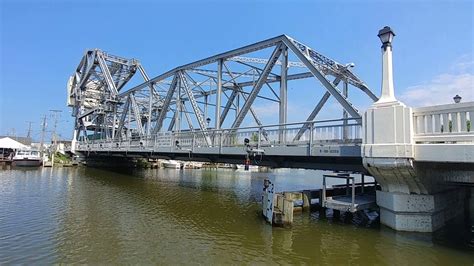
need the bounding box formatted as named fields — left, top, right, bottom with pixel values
left=282, top=193, right=294, bottom=225
left=302, top=190, right=311, bottom=212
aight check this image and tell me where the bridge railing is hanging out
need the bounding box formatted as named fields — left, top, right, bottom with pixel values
left=413, top=102, right=474, bottom=143
left=76, top=118, right=362, bottom=152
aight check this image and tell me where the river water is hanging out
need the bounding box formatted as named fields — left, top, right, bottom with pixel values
left=0, top=167, right=473, bottom=264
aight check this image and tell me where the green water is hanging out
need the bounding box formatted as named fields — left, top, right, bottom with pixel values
left=0, top=167, right=472, bottom=264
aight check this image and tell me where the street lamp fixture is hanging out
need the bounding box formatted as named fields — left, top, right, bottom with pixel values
left=206, top=117, right=211, bottom=127
left=453, top=94, right=462, bottom=103
left=378, top=26, right=395, bottom=49
left=375, top=26, right=397, bottom=104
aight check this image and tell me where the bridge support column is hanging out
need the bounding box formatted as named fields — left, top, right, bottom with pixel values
left=376, top=189, right=466, bottom=232
left=362, top=26, right=468, bottom=232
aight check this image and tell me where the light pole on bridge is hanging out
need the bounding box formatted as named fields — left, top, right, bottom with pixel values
left=375, top=26, right=397, bottom=105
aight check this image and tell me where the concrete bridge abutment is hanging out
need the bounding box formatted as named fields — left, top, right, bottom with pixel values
left=363, top=102, right=469, bottom=232
left=362, top=26, right=470, bottom=232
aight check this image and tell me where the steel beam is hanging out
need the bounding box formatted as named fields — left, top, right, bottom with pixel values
left=231, top=43, right=283, bottom=130
left=279, top=46, right=288, bottom=143
left=130, top=93, right=144, bottom=136
left=343, top=81, right=349, bottom=140
left=216, top=59, right=223, bottom=129
left=293, top=78, right=342, bottom=141
left=152, top=75, right=178, bottom=133
left=220, top=89, right=238, bottom=127
left=115, top=96, right=130, bottom=139
left=96, top=52, right=119, bottom=96
left=119, top=35, right=287, bottom=97
left=179, top=71, right=211, bottom=145
left=282, top=37, right=360, bottom=118
left=182, top=103, right=194, bottom=130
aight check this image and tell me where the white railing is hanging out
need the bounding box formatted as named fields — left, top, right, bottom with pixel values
left=413, top=102, right=474, bottom=143
left=76, top=118, right=362, bottom=152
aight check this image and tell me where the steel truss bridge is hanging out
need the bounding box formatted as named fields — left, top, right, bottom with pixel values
left=68, top=35, right=380, bottom=171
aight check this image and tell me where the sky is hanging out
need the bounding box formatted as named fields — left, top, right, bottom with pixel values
left=1, top=0, right=473, bottom=141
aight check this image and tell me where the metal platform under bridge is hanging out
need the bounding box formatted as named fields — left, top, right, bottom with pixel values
left=322, top=173, right=376, bottom=213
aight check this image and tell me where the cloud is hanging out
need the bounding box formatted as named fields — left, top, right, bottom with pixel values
left=246, top=101, right=315, bottom=125
left=251, top=102, right=280, bottom=119
left=400, top=55, right=473, bottom=107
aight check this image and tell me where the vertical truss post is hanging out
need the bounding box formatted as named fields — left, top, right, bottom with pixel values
left=236, top=93, right=240, bottom=117
left=216, top=59, right=223, bottom=129
left=343, top=81, right=349, bottom=141
left=175, top=78, right=181, bottom=132
left=279, top=45, right=288, bottom=143
left=111, top=105, right=117, bottom=139
left=112, top=106, right=117, bottom=140
left=147, top=87, right=153, bottom=136
left=127, top=101, right=131, bottom=139
left=204, top=94, right=208, bottom=123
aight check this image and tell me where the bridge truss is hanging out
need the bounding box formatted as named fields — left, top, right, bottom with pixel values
left=68, top=35, right=378, bottom=168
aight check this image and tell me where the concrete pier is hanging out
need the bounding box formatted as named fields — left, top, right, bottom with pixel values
left=362, top=26, right=473, bottom=232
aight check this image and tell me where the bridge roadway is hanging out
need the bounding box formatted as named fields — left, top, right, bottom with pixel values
left=76, top=101, right=474, bottom=181
left=77, top=118, right=366, bottom=172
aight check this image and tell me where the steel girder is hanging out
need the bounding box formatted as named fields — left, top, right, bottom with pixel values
left=179, top=71, right=212, bottom=145
left=152, top=75, right=178, bottom=133
left=69, top=35, right=378, bottom=145
left=230, top=43, right=284, bottom=130
left=68, top=49, right=157, bottom=142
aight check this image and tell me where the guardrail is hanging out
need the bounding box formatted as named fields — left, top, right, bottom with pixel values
left=76, top=118, right=362, bottom=152
left=413, top=102, right=474, bottom=143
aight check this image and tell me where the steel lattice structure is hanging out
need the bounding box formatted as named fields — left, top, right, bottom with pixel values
left=67, top=35, right=378, bottom=148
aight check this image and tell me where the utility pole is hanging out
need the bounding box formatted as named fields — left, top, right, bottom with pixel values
left=10, top=128, right=16, bottom=139
left=49, top=110, right=62, bottom=167
left=49, top=110, right=62, bottom=147
left=39, top=115, right=47, bottom=156
left=26, top=121, right=34, bottom=139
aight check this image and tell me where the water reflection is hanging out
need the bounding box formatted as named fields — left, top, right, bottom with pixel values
left=0, top=168, right=472, bottom=264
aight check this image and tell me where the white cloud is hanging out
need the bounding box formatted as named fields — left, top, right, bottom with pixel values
left=400, top=56, right=474, bottom=107
left=251, top=102, right=280, bottom=119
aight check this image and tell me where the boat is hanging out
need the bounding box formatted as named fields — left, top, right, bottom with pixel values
left=233, top=164, right=259, bottom=171
left=162, top=160, right=181, bottom=169
left=184, top=162, right=203, bottom=169
left=12, top=149, right=43, bottom=167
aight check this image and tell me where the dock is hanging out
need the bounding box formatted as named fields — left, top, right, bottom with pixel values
left=262, top=172, right=378, bottom=227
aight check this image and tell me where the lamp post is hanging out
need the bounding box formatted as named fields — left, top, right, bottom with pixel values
left=376, top=26, right=397, bottom=104
left=453, top=94, right=462, bottom=103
